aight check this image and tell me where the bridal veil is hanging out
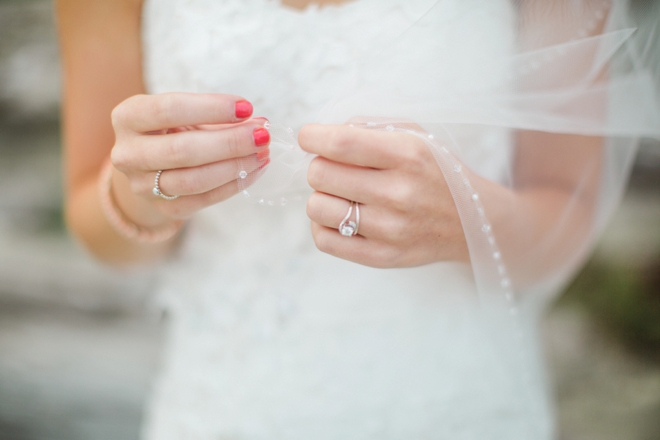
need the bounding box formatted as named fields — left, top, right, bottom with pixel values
left=241, top=0, right=660, bottom=306
left=233, top=0, right=660, bottom=418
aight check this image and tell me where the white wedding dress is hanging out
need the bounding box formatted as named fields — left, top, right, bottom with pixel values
left=139, top=0, right=554, bottom=438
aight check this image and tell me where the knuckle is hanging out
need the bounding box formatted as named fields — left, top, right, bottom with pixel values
left=329, top=128, right=352, bottom=156
left=110, top=146, right=129, bottom=171
left=298, top=124, right=324, bottom=153
left=307, top=157, right=327, bottom=189
left=306, top=192, right=323, bottom=220
left=111, top=94, right=144, bottom=130
left=400, top=141, right=427, bottom=169
left=386, top=181, right=416, bottom=212
left=110, top=105, right=125, bottom=131
left=297, top=125, right=314, bottom=150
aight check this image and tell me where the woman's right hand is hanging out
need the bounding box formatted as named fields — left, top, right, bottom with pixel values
left=109, top=92, right=270, bottom=228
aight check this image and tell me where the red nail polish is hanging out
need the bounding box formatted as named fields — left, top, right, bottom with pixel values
left=253, top=128, right=270, bottom=146
left=235, top=100, right=253, bottom=119
left=257, top=149, right=270, bottom=161
left=258, top=158, right=271, bottom=170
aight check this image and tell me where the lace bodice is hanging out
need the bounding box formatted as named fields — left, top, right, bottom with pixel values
left=140, top=1, right=553, bottom=439
left=144, top=0, right=435, bottom=128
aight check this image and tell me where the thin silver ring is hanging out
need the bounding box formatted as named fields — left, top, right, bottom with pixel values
left=152, top=170, right=179, bottom=200
left=338, top=200, right=360, bottom=237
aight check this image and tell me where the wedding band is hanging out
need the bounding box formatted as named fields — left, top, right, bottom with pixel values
left=339, top=200, right=360, bottom=237
left=152, top=170, right=179, bottom=200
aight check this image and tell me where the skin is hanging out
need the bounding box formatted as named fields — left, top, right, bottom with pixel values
left=58, top=0, right=271, bottom=264
left=298, top=125, right=601, bottom=280
left=300, top=124, right=469, bottom=268
left=58, top=0, right=602, bottom=286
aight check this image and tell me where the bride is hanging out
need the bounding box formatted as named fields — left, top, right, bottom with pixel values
left=57, top=0, right=659, bottom=438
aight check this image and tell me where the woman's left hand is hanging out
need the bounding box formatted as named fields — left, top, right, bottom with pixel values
left=299, top=124, right=470, bottom=268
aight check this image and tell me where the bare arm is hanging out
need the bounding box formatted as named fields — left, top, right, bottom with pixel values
left=57, top=0, right=167, bottom=264
left=58, top=0, right=269, bottom=266
left=480, top=131, right=602, bottom=286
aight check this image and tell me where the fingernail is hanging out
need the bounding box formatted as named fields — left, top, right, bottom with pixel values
left=235, top=100, right=253, bottom=119
left=256, top=149, right=270, bottom=161
left=253, top=128, right=270, bottom=146
left=258, top=158, right=271, bottom=170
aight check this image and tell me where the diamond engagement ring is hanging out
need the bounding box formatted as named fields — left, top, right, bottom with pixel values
left=153, top=170, right=179, bottom=200
left=338, top=200, right=360, bottom=237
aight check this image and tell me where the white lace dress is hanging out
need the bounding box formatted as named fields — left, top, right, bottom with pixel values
left=140, top=1, right=554, bottom=438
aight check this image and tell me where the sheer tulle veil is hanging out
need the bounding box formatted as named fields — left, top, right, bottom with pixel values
left=234, top=0, right=659, bottom=418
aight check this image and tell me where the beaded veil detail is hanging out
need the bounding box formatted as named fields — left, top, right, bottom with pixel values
left=139, top=0, right=660, bottom=438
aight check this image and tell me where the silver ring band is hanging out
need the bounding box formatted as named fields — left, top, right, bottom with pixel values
left=339, top=200, right=360, bottom=237
left=152, top=170, right=179, bottom=200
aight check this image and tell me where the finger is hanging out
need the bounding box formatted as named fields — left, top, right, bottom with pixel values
left=121, top=123, right=270, bottom=171
left=345, top=117, right=426, bottom=134
left=298, top=124, right=423, bottom=170
left=306, top=191, right=379, bottom=240
left=155, top=163, right=269, bottom=219
left=190, top=116, right=270, bottom=132
left=310, top=222, right=396, bottom=269
left=307, top=156, right=391, bottom=205
left=140, top=150, right=269, bottom=197
left=113, top=93, right=254, bottom=133
left=161, top=116, right=268, bottom=134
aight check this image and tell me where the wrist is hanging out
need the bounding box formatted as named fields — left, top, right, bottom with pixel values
left=99, top=159, right=185, bottom=243
left=110, top=165, right=173, bottom=228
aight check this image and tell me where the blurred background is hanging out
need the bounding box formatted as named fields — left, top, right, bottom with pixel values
left=0, top=1, right=659, bottom=439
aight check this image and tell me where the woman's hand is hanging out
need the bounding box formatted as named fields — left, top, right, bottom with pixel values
left=299, top=124, right=469, bottom=268
left=109, top=93, right=270, bottom=228
left=58, top=1, right=275, bottom=264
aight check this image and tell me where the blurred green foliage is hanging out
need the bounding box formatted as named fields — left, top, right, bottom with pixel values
left=560, top=256, right=660, bottom=358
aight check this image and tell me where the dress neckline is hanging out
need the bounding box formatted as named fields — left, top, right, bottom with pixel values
left=274, top=0, right=361, bottom=14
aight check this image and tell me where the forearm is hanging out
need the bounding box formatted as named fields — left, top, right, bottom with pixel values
left=65, top=167, right=179, bottom=266
left=472, top=170, right=596, bottom=289
left=501, top=187, right=593, bottom=286
left=63, top=92, right=265, bottom=266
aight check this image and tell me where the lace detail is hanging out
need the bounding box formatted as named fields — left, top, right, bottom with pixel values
left=140, top=1, right=553, bottom=438
left=144, top=0, right=433, bottom=128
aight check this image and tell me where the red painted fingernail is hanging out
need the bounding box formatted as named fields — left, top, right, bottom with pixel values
left=258, top=158, right=271, bottom=170
left=257, top=149, right=270, bottom=161
left=253, top=128, right=270, bottom=146
left=235, top=100, right=253, bottom=119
